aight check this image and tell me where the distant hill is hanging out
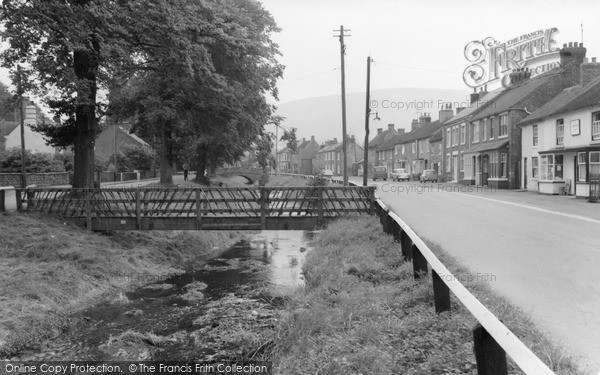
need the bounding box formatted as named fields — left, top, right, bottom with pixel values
left=275, top=88, right=470, bottom=145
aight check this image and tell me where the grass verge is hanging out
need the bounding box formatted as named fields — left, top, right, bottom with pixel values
left=270, top=217, right=584, bottom=374
left=0, top=212, right=240, bottom=358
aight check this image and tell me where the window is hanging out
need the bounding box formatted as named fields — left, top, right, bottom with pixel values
left=472, top=122, right=480, bottom=143
left=591, top=152, right=600, bottom=177
left=489, top=118, right=495, bottom=139
left=489, top=153, right=497, bottom=177
left=593, top=112, right=600, bottom=141
left=556, top=119, right=564, bottom=145
left=532, top=157, right=538, bottom=178
left=445, top=153, right=451, bottom=172
left=452, top=126, right=459, bottom=146
left=460, top=124, right=466, bottom=144
left=446, top=128, right=451, bottom=147
left=540, top=154, right=564, bottom=180
left=482, top=119, right=488, bottom=140
left=578, top=152, right=587, bottom=182
left=500, top=153, right=507, bottom=178
left=532, top=125, right=538, bottom=146
left=412, top=142, right=416, bottom=153
left=402, top=144, right=406, bottom=154
left=499, top=115, right=508, bottom=137
left=460, top=153, right=464, bottom=172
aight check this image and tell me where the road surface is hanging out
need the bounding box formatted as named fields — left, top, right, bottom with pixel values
left=351, top=178, right=600, bottom=373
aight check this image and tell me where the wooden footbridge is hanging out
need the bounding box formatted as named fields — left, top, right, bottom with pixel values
left=14, top=186, right=375, bottom=231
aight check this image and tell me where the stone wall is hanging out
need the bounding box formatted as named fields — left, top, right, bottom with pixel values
left=0, top=172, right=70, bottom=187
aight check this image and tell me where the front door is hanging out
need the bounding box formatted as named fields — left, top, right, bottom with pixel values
left=453, top=155, right=458, bottom=182
left=523, top=157, right=528, bottom=189
left=482, top=155, right=489, bottom=185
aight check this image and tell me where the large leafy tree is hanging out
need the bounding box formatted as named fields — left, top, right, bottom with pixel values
left=0, top=0, right=123, bottom=187
left=109, top=0, right=283, bottom=184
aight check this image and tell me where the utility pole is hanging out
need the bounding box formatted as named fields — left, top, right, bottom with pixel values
left=334, top=25, right=350, bottom=186
left=363, top=56, right=371, bottom=187
left=16, top=65, right=27, bottom=189
left=113, top=121, right=118, bottom=181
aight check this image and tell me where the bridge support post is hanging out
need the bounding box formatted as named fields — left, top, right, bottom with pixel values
left=432, top=270, right=451, bottom=313
left=317, top=187, right=324, bottom=227
left=15, top=189, right=22, bottom=212
left=412, top=244, right=427, bottom=279
left=0, top=189, right=4, bottom=213
left=473, top=324, right=508, bottom=375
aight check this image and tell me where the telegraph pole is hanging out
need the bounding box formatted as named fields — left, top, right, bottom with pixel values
left=363, top=56, right=371, bottom=187
left=334, top=25, right=350, bottom=186
left=16, top=65, right=27, bottom=189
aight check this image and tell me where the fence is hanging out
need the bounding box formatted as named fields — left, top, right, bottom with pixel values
left=373, top=198, right=555, bottom=375
left=15, top=186, right=375, bottom=231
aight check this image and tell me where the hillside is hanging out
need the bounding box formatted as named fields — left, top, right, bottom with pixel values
left=275, top=88, right=470, bottom=144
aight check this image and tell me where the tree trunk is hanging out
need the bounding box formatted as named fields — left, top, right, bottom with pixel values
left=72, top=47, right=99, bottom=189
left=160, top=120, right=174, bottom=184
left=194, top=143, right=209, bottom=185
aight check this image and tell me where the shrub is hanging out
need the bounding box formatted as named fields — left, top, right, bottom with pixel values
left=0, top=148, right=65, bottom=173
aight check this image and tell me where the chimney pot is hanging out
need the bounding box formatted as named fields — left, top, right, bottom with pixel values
left=563, top=43, right=567, bottom=48
left=593, top=57, right=597, bottom=63
left=377, top=128, right=383, bottom=134
left=388, top=123, right=394, bottom=130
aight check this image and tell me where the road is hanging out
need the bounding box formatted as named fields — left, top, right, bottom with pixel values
left=351, top=177, right=600, bottom=373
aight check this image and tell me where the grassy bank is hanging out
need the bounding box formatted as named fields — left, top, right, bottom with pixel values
left=0, top=212, right=240, bottom=358
left=271, top=217, right=583, bottom=374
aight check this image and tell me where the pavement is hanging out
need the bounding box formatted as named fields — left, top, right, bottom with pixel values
left=350, top=177, right=600, bottom=373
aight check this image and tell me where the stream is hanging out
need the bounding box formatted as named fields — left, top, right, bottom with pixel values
left=14, top=231, right=314, bottom=363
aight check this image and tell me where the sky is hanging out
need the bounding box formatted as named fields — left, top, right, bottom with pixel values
left=1, top=0, right=600, bottom=127
left=259, top=0, right=600, bottom=104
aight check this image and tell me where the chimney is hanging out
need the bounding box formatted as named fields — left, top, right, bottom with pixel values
left=560, top=42, right=587, bottom=85
left=333, top=137, right=338, bottom=143
left=508, top=67, right=532, bottom=87
left=387, top=123, right=395, bottom=131
left=377, top=128, right=383, bottom=134
left=470, top=88, right=480, bottom=104
left=411, top=119, right=419, bottom=131
left=397, top=129, right=405, bottom=135
left=348, top=135, right=355, bottom=143
left=311, top=135, right=315, bottom=141
left=439, top=103, right=454, bottom=124
left=580, top=57, right=600, bottom=87
left=419, top=113, right=431, bottom=123
left=24, top=105, right=37, bottom=127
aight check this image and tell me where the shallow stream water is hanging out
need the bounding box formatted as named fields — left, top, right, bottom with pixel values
left=15, top=230, right=313, bottom=362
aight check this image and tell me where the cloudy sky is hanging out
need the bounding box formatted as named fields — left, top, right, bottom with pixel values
left=1, top=0, right=599, bottom=110
left=260, top=0, right=600, bottom=104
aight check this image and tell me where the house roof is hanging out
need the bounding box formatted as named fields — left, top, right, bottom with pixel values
left=368, top=128, right=396, bottom=148
left=0, top=121, right=19, bottom=138
left=429, top=127, right=443, bottom=143
left=470, top=67, right=566, bottom=122
left=445, top=89, right=504, bottom=125
left=399, top=120, right=441, bottom=144
left=277, top=146, right=290, bottom=154
left=377, top=133, right=406, bottom=152
left=519, top=75, right=600, bottom=126
left=317, top=142, right=342, bottom=153
left=120, top=126, right=150, bottom=147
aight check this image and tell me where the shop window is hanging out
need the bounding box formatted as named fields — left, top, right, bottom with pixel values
left=578, top=152, right=587, bottom=182
left=591, top=151, right=600, bottom=177
left=490, top=153, right=498, bottom=177
left=500, top=153, right=507, bottom=178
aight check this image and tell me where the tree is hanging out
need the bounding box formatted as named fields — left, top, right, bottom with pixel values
left=0, top=1, right=133, bottom=187
left=280, top=127, right=298, bottom=154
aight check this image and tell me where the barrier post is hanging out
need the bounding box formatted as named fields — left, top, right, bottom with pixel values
left=473, top=324, right=508, bottom=375
left=412, top=244, right=428, bottom=279
left=432, top=270, right=451, bottom=313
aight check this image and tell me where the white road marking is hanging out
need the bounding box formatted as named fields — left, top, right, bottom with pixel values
left=451, top=192, right=600, bottom=225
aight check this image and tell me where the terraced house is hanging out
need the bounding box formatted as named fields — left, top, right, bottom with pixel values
left=366, top=124, right=397, bottom=175
left=376, top=129, right=405, bottom=175
left=519, top=57, right=600, bottom=196
left=443, top=42, right=589, bottom=189
left=314, top=136, right=363, bottom=176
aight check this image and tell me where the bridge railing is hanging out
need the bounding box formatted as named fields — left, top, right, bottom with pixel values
left=15, top=186, right=375, bottom=230
left=373, top=198, right=555, bottom=375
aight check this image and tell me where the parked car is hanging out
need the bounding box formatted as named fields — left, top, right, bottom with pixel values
left=420, top=169, right=438, bottom=183
left=372, top=166, right=388, bottom=181
left=391, top=168, right=410, bottom=181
